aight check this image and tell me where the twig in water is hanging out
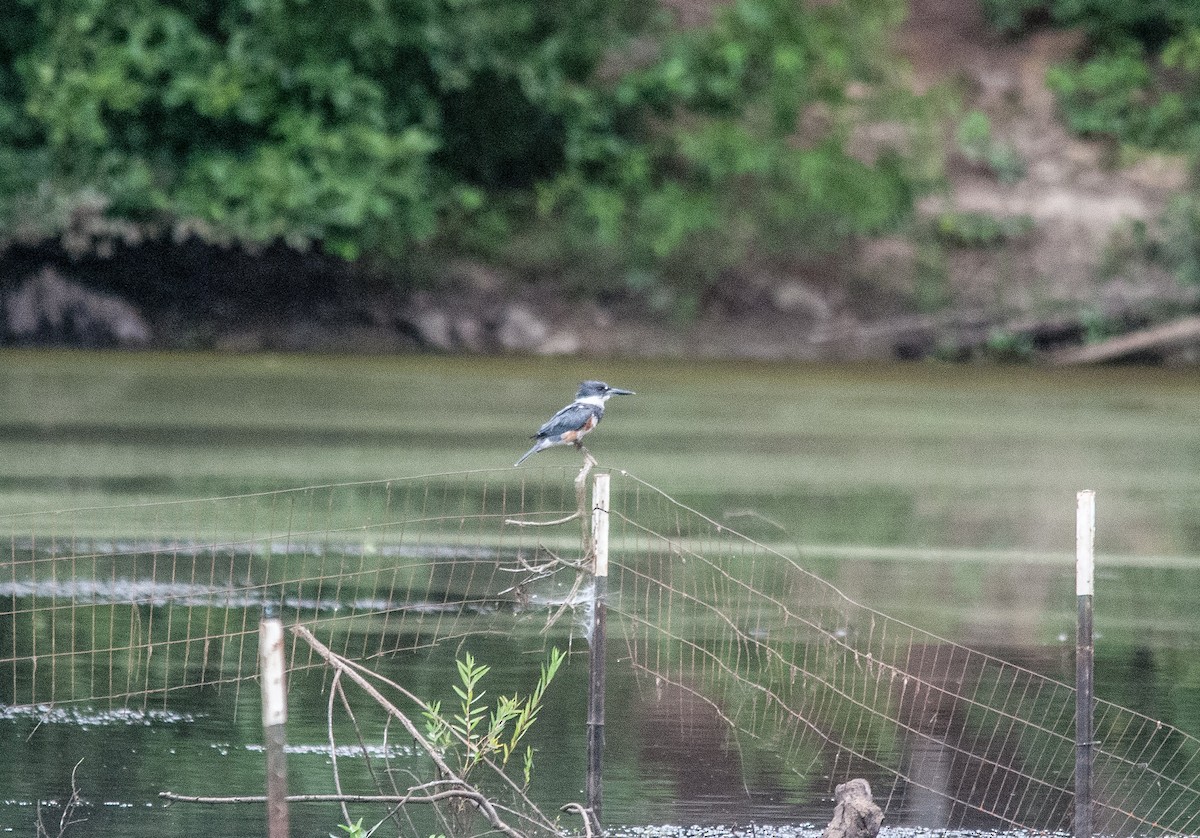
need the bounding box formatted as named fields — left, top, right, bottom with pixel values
left=160, top=787, right=506, bottom=805
left=36, top=758, right=87, bottom=838
left=327, top=669, right=351, bottom=828
left=560, top=802, right=599, bottom=838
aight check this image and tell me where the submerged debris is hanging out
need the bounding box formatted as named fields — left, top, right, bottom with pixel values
left=823, top=779, right=884, bottom=838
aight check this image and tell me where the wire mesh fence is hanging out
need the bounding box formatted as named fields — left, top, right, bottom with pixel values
left=2, top=471, right=585, bottom=709
left=606, top=474, right=1200, bottom=835
left=2, top=466, right=1199, bottom=835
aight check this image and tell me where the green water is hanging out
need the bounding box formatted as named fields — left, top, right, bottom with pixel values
left=3, top=351, right=1198, bottom=554
left=2, top=350, right=1199, bottom=836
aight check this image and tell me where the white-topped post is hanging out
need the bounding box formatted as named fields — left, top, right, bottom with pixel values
left=586, top=472, right=610, bottom=829
left=259, top=607, right=289, bottom=838
left=1075, top=490, right=1095, bottom=838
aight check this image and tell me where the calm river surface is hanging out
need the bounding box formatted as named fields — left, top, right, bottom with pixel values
left=1, top=351, right=1198, bottom=837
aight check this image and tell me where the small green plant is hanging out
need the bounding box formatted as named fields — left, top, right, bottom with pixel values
left=332, top=818, right=368, bottom=838
left=978, top=0, right=1052, bottom=36
left=913, top=240, right=951, bottom=313
left=1159, top=192, right=1200, bottom=287
left=1078, top=307, right=1124, bottom=344
left=420, top=648, right=565, bottom=836
left=933, top=211, right=1035, bottom=248
left=1046, top=39, right=1200, bottom=153
left=955, top=111, right=1026, bottom=184
left=984, top=327, right=1036, bottom=361
left=1047, top=49, right=1153, bottom=139
left=422, top=648, right=566, bottom=788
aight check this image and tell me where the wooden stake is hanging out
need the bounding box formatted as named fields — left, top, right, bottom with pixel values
left=260, top=610, right=289, bottom=838
left=586, top=472, right=610, bottom=829
left=1075, top=490, right=1095, bottom=838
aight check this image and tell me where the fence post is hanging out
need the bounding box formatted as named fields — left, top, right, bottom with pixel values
left=260, top=604, right=290, bottom=838
left=1075, top=490, right=1095, bottom=838
left=586, top=472, right=611, bottom=828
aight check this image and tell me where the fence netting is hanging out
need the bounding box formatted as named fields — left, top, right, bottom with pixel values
left=2, top=467, right=1198, bottom=835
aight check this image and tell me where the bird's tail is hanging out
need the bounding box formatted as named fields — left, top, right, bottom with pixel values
left=514, top=441, right=543, bottom=467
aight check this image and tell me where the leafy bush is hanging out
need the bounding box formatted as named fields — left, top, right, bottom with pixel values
left=983, top=327, right=1036, bottom=361
left=0, top=0, right=922, bottom=302
left=1159, top=192, right=1200, bottom=286
left=955, top=110, right=1026, bottom=183
left=1049, top=0, right=1200, bottom=51
left=933, top=211, right=1035, bottom=248
left=422, top=648, right=564, bottom=835
left=1, top=0, right=636, bottom=259
left=981, top=1, right=1200, bottom=155
left=1046, top=44, right=1200, bottom=151
left=979, top=0, right=1053, bottom=37
left=982, top=0, right=1200, bottom=49
left=991, top=1, right=1200, bottom=303
left=535, top=0, right=921, bottom=298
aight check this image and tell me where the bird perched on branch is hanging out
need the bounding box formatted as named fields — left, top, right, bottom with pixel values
left=515, top=380, right=635, bottom=466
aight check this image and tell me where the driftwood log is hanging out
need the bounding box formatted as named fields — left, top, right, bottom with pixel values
left=822, top=778, right=883, bottom=838
left=1048, top=315, right=1200, bottom=365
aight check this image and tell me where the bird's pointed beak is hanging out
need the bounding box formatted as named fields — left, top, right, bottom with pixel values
left=610, top=387, right=635, bottom=396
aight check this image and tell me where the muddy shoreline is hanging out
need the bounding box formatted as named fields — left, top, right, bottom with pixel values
left=2, top=252, right=1198, bottom=364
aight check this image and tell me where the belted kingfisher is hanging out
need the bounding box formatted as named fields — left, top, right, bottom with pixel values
left=514, top=380, right=635, bottom=466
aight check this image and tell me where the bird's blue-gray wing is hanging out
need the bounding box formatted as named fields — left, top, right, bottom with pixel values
left=534, top=402, right=597, bottom=439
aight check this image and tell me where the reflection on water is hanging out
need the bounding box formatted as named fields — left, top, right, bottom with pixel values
left=2, top=353, right=1200, bottom=836
left=2, top=552, right=1199, bottom=835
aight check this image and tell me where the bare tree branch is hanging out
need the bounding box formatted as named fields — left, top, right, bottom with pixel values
left=291, top=624, right=561, bottom=838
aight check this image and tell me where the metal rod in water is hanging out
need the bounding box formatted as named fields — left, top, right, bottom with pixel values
left=586, top=472, right=610, bottom=828
left=260, top=612, right=290, bottom=838
left=1075, top=490, right=1095, bottom=838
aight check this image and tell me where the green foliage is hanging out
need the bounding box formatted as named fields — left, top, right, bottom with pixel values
left=332, top=817, right=368, bottom=838
left=1045, top=45, right=1200, bottom=151
left=983, top=0, right=1200, bottom=49
left=1007, top=2, right=1200, bottom=300
left=538, top=0, right=918, bottom=299
left=979, top=0, right=1053, bottom=37
left=0, top=0, right=922, bottom=305
left=1095, top=169, right=1200, bottom=292
left=982, top=1, right=1200, bottom=155
left=421, top=648, right=565, bottom=788
left=1158, top=192, right=1200, bottom=286
left=983, top=327, right=1037, bottom=361
left=1049, top=0, right=1200, bottom=51
left=955, top=110, right=1026, bottom=183
left=0, top=0, right=642, bottom=258
left=932, top=211, right=1035, bottom=248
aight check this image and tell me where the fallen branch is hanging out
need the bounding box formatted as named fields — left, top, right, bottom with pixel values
left=159, top=788, right=495, bottom=806
left=1048, top=315, right=1200, bottom=365
left=290, top=624, right=561, bottom=838
left=559, top=802, right=600, bottom=838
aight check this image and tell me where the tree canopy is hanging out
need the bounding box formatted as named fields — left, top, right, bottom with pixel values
left=0, top=0, right=917, bottom=294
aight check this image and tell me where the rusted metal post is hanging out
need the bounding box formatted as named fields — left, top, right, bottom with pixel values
left=1075, top=490, right=1095, bottom=838
left=260, top=605, right=289, bottom=838
left=586, top=472, right=610, bottom=828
